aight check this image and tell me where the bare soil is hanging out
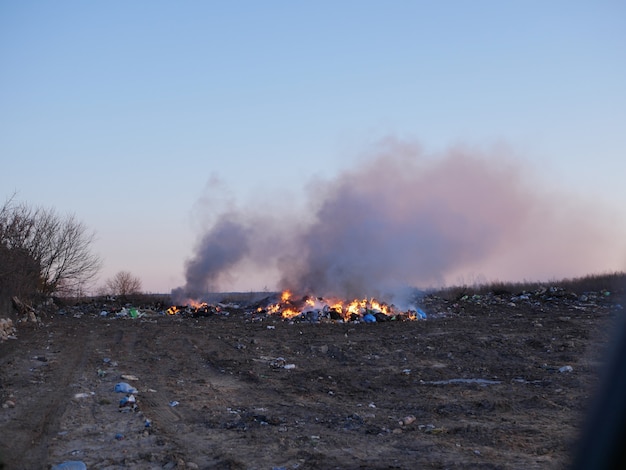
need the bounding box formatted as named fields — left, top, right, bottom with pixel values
left=0, top=290, right=622, bottom=469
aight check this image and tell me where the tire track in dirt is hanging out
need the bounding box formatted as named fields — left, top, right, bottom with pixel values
left=46, top=322, right=189, bottom=468
left=135, top=327, right=244, bottom=467
left=0, top=319, right=93, bottom=468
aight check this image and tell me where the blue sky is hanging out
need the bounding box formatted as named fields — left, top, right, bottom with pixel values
left=1, top=1, right=625, bottom=293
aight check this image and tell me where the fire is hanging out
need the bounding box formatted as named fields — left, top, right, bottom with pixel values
left=262, top=290, right=423, bottom=322
left=187, top=299, right=208, bottom=309
left=281, top=308, right=301, bottom=319
left=166, top=298, right=215, bottom=317
left=166, top=290, right=425, bottom=322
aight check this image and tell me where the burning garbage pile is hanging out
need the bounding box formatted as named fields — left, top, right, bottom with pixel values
left=255, top=290, right=426, bottom=323
left=167, top=290, right=427, bottom=323
left=166, top=300, right=223, bottom=318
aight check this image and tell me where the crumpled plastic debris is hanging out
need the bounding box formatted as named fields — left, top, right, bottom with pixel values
left=114, top=382, right=138, bottom=394
left=362, top=313, right=377, bottom=323
left=51, top=461, right=87, bottom=470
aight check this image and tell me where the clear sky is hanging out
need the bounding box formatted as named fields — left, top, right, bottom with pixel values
left=1, top=1, right=625, bottom=294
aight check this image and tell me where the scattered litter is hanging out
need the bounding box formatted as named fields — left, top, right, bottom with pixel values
left=399, top=415, right=416, bottom=426
left=116, top=308, right=128, bottom=317
left=121, top=374, right=139, bottom=381
left=115, top=432, right=124, bottom=440
left=419, top=424, right=446, bottom=434
left=269, top=357, right=295, bottom=369
left=73, top=392, right=93, bottom=399
left=103, top=357, right=111, bottom=364
left=0, top=318, right=17, bottom=342
left=119, top=394, right=137, bottom=412
left=114, top=382, right=138, bottom=394
left=51, top=461, right=87, bottom=470
left=558, top=365, right=574, bottom=373
left=511, top=377, right=546, bottom=385
left=169, top=400, right=180, bottom=407
left=270, top=357, right=286, bottom=368
left=97, top=369, right=106, bottom=377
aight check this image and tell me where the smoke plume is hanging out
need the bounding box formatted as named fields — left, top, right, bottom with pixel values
left=173, top=140, right=624, bottom=301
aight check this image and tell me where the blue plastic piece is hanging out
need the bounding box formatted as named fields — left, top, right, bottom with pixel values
left=362, top=313, right=377, bottom=323
left=51, top=462, right=87, bottom=470
left=114, top=382, right=137, bottom=394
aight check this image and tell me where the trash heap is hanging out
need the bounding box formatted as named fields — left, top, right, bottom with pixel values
left=21, top=283, right=621, bottom=327
left=251, top=290, right=427, bottom=323
left=446, top=286, right=616, bottom=309
left=166, top=303, right=224, bottom=317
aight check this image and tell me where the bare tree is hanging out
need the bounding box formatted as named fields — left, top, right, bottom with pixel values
left=105, top=271, right=143, bottom=297
left=0, top=196, right=102, bottom=299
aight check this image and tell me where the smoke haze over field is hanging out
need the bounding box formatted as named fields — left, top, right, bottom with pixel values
left=172, top=141, right=624, bottom=302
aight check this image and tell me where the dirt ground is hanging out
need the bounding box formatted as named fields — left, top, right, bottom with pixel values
left=0, top=288, right=622, bottom=469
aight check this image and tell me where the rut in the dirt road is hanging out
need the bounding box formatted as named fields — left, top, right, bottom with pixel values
left=0, top=319, right=94, bottom=468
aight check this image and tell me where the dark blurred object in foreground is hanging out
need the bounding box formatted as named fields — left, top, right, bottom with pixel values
left=571, top=312, right=626, bottom=469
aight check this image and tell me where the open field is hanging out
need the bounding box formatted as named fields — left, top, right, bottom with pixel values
left=0, top=281, right=624, bottom=469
